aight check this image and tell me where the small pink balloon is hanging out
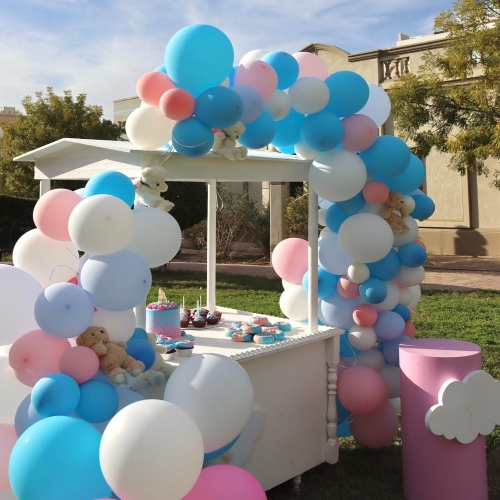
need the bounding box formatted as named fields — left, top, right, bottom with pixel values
left=234, top=60, right=278, bottom=100
left=136, top=71, right=175, bottom=106
left=340, top=114, right=378, bottom=152
left=338, top=366, right=387, bottom=415
left=292, top=52, right=329, bottom=80
left=353, top=304, right=378, bottom=326
left=337, top=276, right=360, bottom=299
left=9, top=330, right=71, bottom=387
left=159, top=88, right=195, bottom=121
left=362, top=181, right=389, bottom=205
left=182, top=465, right=266, bottom=500
left=33, top=189, right=82, bottom=241
left=403, top=320, right=416, bottom=339
left=350, top=400, right=399, bottom=449
left=0, top=423, right=17, bottom=491
left=271, top=238, right=309, bottom=285
left=59, top=346, right=99, bottom=384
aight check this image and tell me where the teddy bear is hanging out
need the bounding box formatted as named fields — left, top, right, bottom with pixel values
left=133, top=165, right=175, bottom=212
left=76, top=326, right=145, bottom=384
left=139, top=332, right=176, bottom=386
left=212, top=121, right=248, bottom=161
left=380, top=191, right=410, bottom=234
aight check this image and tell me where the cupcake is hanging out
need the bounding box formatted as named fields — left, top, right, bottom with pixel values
left=164, top=347, right=176, bottom=360
left=211, top=309, right=222, bottom=319
left=175, top=340, right=194, bottom=357
left=180, top=314, right=190, bottom=328
left=192, top=316, right=206, bottom=328
left=206, top=313, right=220, bottom=325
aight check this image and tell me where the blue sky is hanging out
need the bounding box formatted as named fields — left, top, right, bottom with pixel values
left=1, top=0, right=453, bottom=120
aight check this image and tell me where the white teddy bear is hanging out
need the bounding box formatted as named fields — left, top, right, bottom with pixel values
left=133, top=165, right=175, bottom=212
left=212, top=121, right=248, bottom=161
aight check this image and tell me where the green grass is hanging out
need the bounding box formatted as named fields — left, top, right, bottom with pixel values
left=151, top=270, right=500, bottom=500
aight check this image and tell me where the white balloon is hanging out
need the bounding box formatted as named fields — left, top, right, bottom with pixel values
left=318, top=197, right=333, bottom=209
left=348, top=325, right=377, bottom=350
left=310, top=150, right=367, bottom=202
left=125, top=207, right=181, bottom=268
left=282, top=278, right=294, bottom=289
left=373, top=280, right=401, bottom=312
left=295, top=141, right=319, bottom=160
left=100, top=400, right=203, bottom=500
left=319, top=227, right=333, bottom=239
left=407, top=285, right=422, bottom=311
left=398, top=264, right=425, bottom=287
left=392, top=216, right=419, bottom=247
left=126, top=104, right=175, bottom=150
left=359, top=202, right=383, bottom=215
left=347, top=262, right=370, bottom=284
left=399, top=287, right=413, bottom=306
left=288, top=77, right=329, bottom=114
left=403, top=195, right=415, bottom=214
left=279, top=285, right=308, bottom=321
left=239, top=49, right=268, bottom=66
left=318, top=233, right=354, bottom=275
left=68, top=194, right=135, bottom=255
left=164, top=354, right=254, bottom=455
left=263, top=89, right=290, bottom=121
left=93, top=308, right=136, bottom=343
left=379, top=364, right=401, bottom=399
left=13, top=229, right=79, bottom=286
left=338, top=213, right=394, bottom=263
left=356, top=83, right=391, bottom=127
left=355, top=348, right=386, bottom=371
left=318, top=208, right=327, bottom=227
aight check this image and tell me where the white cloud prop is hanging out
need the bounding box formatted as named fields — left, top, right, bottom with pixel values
left=425, top=370, right=500, bottom=444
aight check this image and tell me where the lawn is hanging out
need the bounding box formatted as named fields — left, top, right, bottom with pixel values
left=150, top=270, right=500, bottom=500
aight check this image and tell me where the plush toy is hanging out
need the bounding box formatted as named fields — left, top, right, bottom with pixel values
left=139, top=332, right=176, bottom=386
left=133, top=165, right=175, bottom=212
left=381, top=191, right=409, bottom=234
left=76, top=326, right=145, bottom=384
left=212, top=122, right=248, bottom=161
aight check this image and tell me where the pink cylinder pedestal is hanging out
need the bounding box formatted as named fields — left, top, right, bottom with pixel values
left=399, top=338, right=488, bottom=500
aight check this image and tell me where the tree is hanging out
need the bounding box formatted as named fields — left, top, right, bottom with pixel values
left=0, top=88, right=125, bottom=197
left=388, top=0, right=500, bottom=188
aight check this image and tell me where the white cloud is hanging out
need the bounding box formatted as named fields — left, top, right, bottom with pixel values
left=425, top=370, right=500, bottom=444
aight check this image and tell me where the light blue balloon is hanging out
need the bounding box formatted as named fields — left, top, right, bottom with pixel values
left=373, top=311, right=405, bottom=341
left=155, top=64, right=167, bottom=74
left=34, top=282, right=94, bottom=338
left=239, top=111, right=276, bottom=149
left=171, top=116, right=214, bottom=158
left=14, top=395, right=43, bottom=437
left=302, top=268, right=338, bottom=299
left=359, top=278, right=387, bottom=304
left=126, top=338, right=156, bottom=371
left=84, top=171, right=136, bottom=207
left=410, top=194, right=435, bottom=220
left=261, top=51, right=299, bottom=90
left=300, top=110, right=344, bottom=152
left=31, top=374, right=81, bottom=418
left=164, top=24, right=234, bottom=96
left=76, top=379, right=119, bottom=423
left=367, top=249, right=401, bottom=281
left=271, top=109, right=304, bottom=148
left=231, top=85, right=264, bottom=124
left=379, top=154, right=425, bottom=194
left=9, top=416, right=111, bottom=500
left=359, top=136, right=411, bottom=177
left=324, top=71, right=369, bottom=117
left=399, top=243, right=427, bottom=268
left=382, top=335, right=412, bottom=366
left=275, top=145, right=295, bottom=154
left=320, top=291, right=360, bottom=329
left=325, top=203, right=350, bottom=232
left=194, top=86, right=244, bottom=129
left=80, top=250, right=152, bottom=311
left=336, top=191, right=365, bottom=214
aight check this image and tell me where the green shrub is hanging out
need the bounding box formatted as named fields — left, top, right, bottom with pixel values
left=0, top=194, right=37, bottom=247
left=285, top=188, right=308, bottom=238
left=163, top=181, right=208, bottom=231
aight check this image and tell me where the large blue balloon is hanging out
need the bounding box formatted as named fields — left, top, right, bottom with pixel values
left=367, top=249, right=401, bottom=281
left=336, top=191, right=365, bottom=214
left=171, top=116, right=214, bottom=158
left=126, top=338, right=156, bottom=371
left=164, top=24, right=234, bottom=96
left=359, top=278, right=387, bottom=304
left=324, top=71, right=369, bottom=117
left=31, top=374, right=80, bottom=418
left=9, top=416, right=111, bottom=500
left=359, top=136, right=411, bottom=177
left=84, top=171, right=136, bottom=207
left=195, top=86, right=244, bottom=129
left=130, top=327, right=149, bottom=341
left=239, top=111, right=276, bottom=149
left=373, top=311, right=405, bottom=341
left=320, top=291, right=360, bottom=329
left=302, top=267, right=338, bottom=299
left=300, top=110, right=344, bottom=152
left=410, top=194, right=435, bottom=220
left=261, top=51, right=299, bottom=90
left=325, top=203, right=350, bottom=232
left=380, top=154, right=425, bottom=194
left=399, top=243, right=427, bottom=267
left=76, top=379, right=119, bottom=423
left=271, top=109, right=304, bottom=148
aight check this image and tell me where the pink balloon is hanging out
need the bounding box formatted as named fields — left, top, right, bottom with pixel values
left=136, top=71, right=175, bottom=106
left=340, top=114, right=378, bottom=152
left=403, top=320, right=416, bottom=339
left=362, top=181, right=389, bottom=205
left=182, top=465, right=266, bottom=500
left=0, top=423, right=17, bottom=491
left=353, top=304, right=378, bottom=326
left=271, top=238, right=309, bottom=285
left=292, top=52, right=329, bottom=80
left=33, top=189, right=82, bottom=241
left=59, top=346, right=99, bottom=384
left=337, top=276, right=360, bottom=299
left=9, top=330, right=71, bottom=387
left=159, top=88, right=195, bottom=121
left=234, top=60, right=278, bottom=100
left=337, top=366, right=387, bottom=415
left=350, top=400, right=399, bottom=449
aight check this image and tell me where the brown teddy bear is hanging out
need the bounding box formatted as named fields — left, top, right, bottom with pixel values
left=76, top=326, right=145, bottom=384
left=381, top=191, right=409, bottom=234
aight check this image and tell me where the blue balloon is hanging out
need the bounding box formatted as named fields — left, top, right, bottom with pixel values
left=275, top=145, right=295, bottom=154
left=203, top=434, right=240, bottom=461
left=31, top=374, right=80, bottom=418
left=392, top=304, right=411, bottom=322
left=9, top=416, right=111, bottom=500
left=359, top=136, right=411, bottom=177
left=171, top=116, right=214, bottom=158
left=239, top=111, right=276, bottom=149
left=380, top=154, right=425, bottom=194
left=271, top=109, right=304, bottom=148
left=302, top=268, right=338, bottom=299
left=130, top=327, right=149, bottom=341
left=34, top=282, right=94, bottom=338
left=398, top=243, right=427, bottom=267
left=164, top=24, right=234, bottom=96
left=195, top=86, right=244, bottom=129
left=325, top=203, right=350, bottom=232
left=410, top=194, right=435, bottom=220
left=80, top=250, right=152, bottom=311
left=382, top=335, right=412, bottom=366
left=84, top=171, right=136, bottom=206
left=324, top=71, right=369, bottom=117
left=228, top=65, right=237, bottom=87
left=359, top=278, right=387, bottom=304
left=320, top=291, right=360, bottom=329
left=367, top=249, right=401, bottom=281
left=337, top=418, right=352, bottom=437
left=373, top=311, right=405, bottom=341
left=336, top=191, right=365, bottom=214
left=231, top=85, right=264, bottom=124
left=126, top=338, right=156, bottom=371
left=300, top=110, right=343, bottom=152
left=155, top=64, right=167, bottom=74
left=76, top=379, right=119, bottom=423
left=15, top=395, right=43, bottom=437
left=261, top=51, right=299, bottom=90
